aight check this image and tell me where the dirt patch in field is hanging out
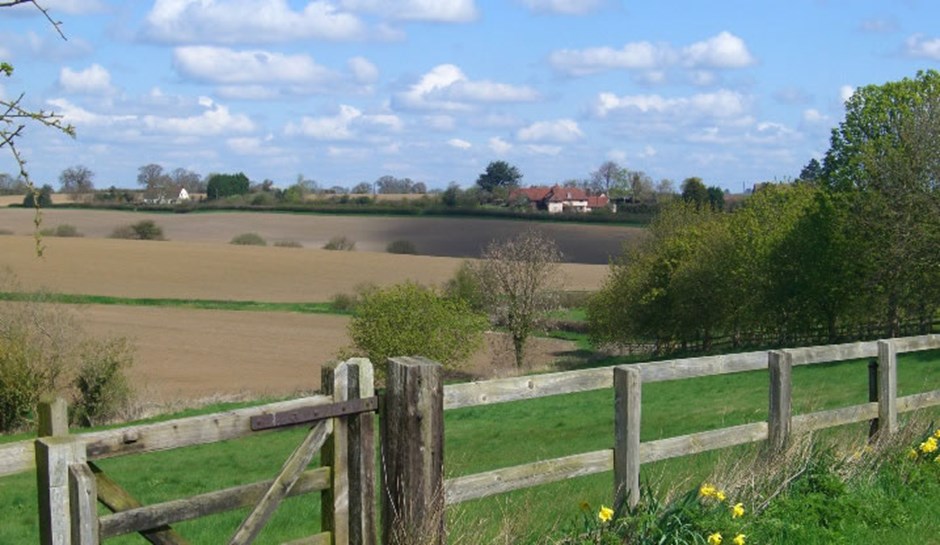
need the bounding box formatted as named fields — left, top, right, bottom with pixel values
left=72, top=305, right=578, bottom=404
left=0, top=236, right=607, bottom=301
left=0, top=208, right=642, bottom=264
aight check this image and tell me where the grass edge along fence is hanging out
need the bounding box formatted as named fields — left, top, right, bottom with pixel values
left=16, top=358, right=378, bottom=545
left=2, top=335, right=940, bottom=544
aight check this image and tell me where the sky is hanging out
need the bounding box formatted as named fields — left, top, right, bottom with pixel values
left=1, top=1, right=939, bottom=193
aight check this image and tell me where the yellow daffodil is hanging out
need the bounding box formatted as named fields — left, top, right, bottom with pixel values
left=716, top=490, right=727, bottom=502
left=699, top=484, right=717, bottom=498
left=920, top=437, right=938, bottom=454
left=598, top=505, right=614, bottom=523
left=908, top=448, right=919, bottom=460
left=707, top=532, right=723, bottom=545
left=731, top=502, right=745, bottom=518
left=733, top=534, right=746, bottom=545
left=933, top=429, right=940, bottom=439
left=934, top=454, right=940, bottom=464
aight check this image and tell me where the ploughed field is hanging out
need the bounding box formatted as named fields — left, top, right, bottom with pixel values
left=0, top=209, right=621, bottom=403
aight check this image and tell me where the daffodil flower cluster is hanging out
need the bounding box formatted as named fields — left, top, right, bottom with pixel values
left=907, top=428, right=940, bottom=464
left=699, top=483, right=748, bottom=545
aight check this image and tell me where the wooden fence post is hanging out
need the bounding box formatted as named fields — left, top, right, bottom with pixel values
left=877, top=340, right=898, bottom=435
left=346, top=358, right=377, bottom=545
left=614, top=366, right=642, bottom=509
left=322, top=361, right=351, bottom=545
left=768, top=350, right=793, bottom=452
left=868, top=359, right=879, bottom=439
left=381, top=357, right=444, bottom=545
left=36, top=398, right=91, bottom=545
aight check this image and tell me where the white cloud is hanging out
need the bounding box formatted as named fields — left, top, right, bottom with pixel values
left=550, top=31, right=753, bottom=77
left=226, top=136, right=283, bottom=156
left=682, top=31, right=755, bottom=68
left=594, top=89, right=748, bottom=119
left=802, top=108, right=828, bottom=124
left=489, top=137, right=513, bottom=155
left=639, top=145, right=657, bottom=158
left=448, top=138, right=472, bottom=149
left=46, top=98, right=137, bottom=127
left=348, top=56, right=379, bottom=84
left=517, top=119, right=583, bottom=143
left=285, top=104, right=402, bottom=140
left=526, top=144, right=562, bottom=155
left=519, top=0, right=603, bottom=15
left=144, top=0, right=365, bottom=43
left=173, top=46, right=335, bottom=85
left=840, top=85, right=855, bottom=103
left=859, top=17, right=898, bottom=33
left=59, top=64, right=115, bottom=95
left=396, top=64, right=539, bottom=110
left=341, top=0, right=477, bottom=22
left=425, top=115, right=456, bottom=131
left=905, top=34, right=940, bottom=60
left=549, top=41, right=672, bottom=76
left=143, top=99, right=255, bottom=136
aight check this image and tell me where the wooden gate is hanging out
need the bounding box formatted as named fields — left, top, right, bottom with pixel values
left=35, top=358, right=377, bottom=545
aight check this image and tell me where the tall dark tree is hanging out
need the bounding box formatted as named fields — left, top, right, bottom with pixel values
left=206, top=172, right=251, bottom=200
left=798, top=158, right=822, bottom=182
left=476, top=161, right=522, bottom=194
left=58, top=165, right=94, bottom=195
left=680, top=177, right=709, bottom=207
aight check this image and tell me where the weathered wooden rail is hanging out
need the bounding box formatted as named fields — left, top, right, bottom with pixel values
left=437, top=334, right=940, bottom=508
left=16, top=358, right=378, bottom=545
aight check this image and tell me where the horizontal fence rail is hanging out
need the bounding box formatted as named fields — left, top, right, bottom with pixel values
left=441, top=334, right=940, bottom=507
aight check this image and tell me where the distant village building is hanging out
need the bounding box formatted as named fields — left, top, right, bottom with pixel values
left=178, top=188, right=190, bottom=201
left=509, top=185, right=610, bottom=214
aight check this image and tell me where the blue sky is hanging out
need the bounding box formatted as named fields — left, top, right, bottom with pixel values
left=1, top=0, right=938, bottom=192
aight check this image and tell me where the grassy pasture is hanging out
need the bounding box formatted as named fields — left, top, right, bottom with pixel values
left=2, top=350, right=939, bottom=544
left=0, top=208, right=642, bottom=264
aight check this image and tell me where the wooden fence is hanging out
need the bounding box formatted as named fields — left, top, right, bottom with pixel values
left=1, top=358, right=377, bottom=545
left=3, top=335, right=940, bottom=544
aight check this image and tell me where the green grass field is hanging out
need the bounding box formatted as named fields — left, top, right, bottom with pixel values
left=2, top=348, right=940, bottom=544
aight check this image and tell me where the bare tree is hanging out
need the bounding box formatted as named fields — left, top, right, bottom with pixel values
left=473, top=229, right=563, bottom=367
left=58, top=165, right=94, bottom=198
left=591, top=160, right=625, bottom=195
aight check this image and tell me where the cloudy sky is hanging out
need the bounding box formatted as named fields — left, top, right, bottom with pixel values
left=1, top=0, right=938, bottom=192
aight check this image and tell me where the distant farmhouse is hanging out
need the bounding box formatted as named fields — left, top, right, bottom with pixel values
left=509, top=185, right=611, bottom=214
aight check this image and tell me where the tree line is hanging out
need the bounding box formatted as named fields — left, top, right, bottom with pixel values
left=589, top=70, right=940, bottom=354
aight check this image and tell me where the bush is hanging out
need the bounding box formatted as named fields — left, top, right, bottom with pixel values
left=72, top=338, right=134, bottom=427
left=110, top=219, right=165, bottom=240
left=347, top=282, right=487, bottom=377
left=324, top=236, right=355, bottom=251
left=23, top=184, right=53, bottom=207
left=386, top=239, right=418, bottom=254
left=443, top=260, right=485, bottom=312
left=274, top=240, right=303, bottom=248
left=0, top=228, right=13, bottom=235
left=39, top=224, right=83, bottom=237
left=230, top=233, right=267, bottom=246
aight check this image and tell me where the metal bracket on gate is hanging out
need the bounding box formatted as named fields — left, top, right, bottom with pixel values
left=250, top=396, right=379, bottom=431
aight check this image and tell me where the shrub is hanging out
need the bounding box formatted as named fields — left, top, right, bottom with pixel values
left=110, top=219, right=165, bottom=240
left=443, top=260, right=485, bottom=312
left=230, top=233, right=267, bottom=246
left=323, top=236, right=355, bottom=251
left=0, top=228, right=13, bottom=235
left=274, top=240, right=303, bottom=248
left=386, top=239, right=418, bottom=254
left=39, top=224, right=83, bottom=237
left=71, top=338, right=134, bottom=427
left=347, top=282, right=487, bottom=377
left=22, top=184, right=53, bottom=207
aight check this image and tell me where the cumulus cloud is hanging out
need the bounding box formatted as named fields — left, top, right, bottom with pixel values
left=519, top=0, right=603, bottom=15
left=905, top=34, right=940, bottom=60
left=550, top=31, right=753, bottom=77
left=46, top=98, right=136, bottom=127
left=593, top=89, right=748, bottom=119
left=173, top=46, right=335, bottom=85
left=144, top=0, right=365, bottom=43
left=396, top=64, right=539, bottom=110
left=840, top=85, right=855, bottom=103
left=682, top=31, right=755, bottom=68
left=285, top=104, right=402, bottom=140
left=348, top=56, right=379, bottom=84
left=517, top=119, right=583, bottom=142
left=59, top=64, right=115, bottom=95
left=448, top=138, right=472, bottom=149
left=859, top=17, right=898, bottom=33
left=802, top=109, right=828, bottom=124
left=341, top=0, right=477, bottom=22
left=142, top=97, right=255, bottom=136
left=489, top=136, right=513, bottom=154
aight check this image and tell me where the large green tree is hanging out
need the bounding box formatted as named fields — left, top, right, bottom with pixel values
left=476, top=160, right=522, bottom=199
left=206, top=172, right=251, bottom=200
left=821, top=69, right=940, bottom=336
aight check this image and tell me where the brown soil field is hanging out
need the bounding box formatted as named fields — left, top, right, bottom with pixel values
left=72, top=305, right=577, bottom=404
left=0, top=236, right=606, bottom=301
left=0, top=207, right=642, bottom=264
